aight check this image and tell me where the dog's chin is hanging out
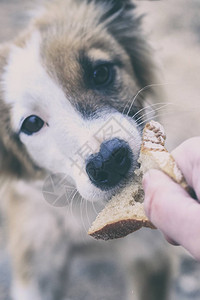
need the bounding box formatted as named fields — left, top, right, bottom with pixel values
left=75, top=171, right=137, bottom=204
left=76, top=180, right=115, bottom=204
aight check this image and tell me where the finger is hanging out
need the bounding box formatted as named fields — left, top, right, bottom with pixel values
left=171, top=137, right=200, bottom=200
left=143, top=169, right=200, bottom=260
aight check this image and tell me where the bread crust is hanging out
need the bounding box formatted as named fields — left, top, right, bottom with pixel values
left=89, top=219, right=156, bottom=240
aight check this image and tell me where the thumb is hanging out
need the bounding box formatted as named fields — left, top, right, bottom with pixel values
left=143, top=169, right=200, bottom=260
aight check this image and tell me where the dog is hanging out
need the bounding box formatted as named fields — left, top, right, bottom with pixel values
left=0, top=1, right=170, bottom=299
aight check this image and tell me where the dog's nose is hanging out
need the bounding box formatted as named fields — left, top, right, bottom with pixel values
left=85, top=138, right=132, bottom=190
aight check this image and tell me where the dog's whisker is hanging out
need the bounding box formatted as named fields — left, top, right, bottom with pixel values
left=122, top=89, right=144, bottom=115
left=49, top=182, right=77, bottom=207
left=79, top=196, right=86, bottom=242
left=122, top=97, right=134, bottom=115
left=144, top=105, right=200, bottom=125
left=137, top=110, right=177, bottom=127
left=66, top=188, right=77, bottom=206
left=91, top=198, right=101, bottom=216
left=50, top=189, right=73, bottom=207
left=66, top=189, right=74, bottom=213
left=122, top=85, right=149, bottom=115
left=69, top=189, right=78, bottom=204
left=132, top=102, right=173, bottom=120
left=125, top=82, right=177, bottom=117
left=79, top=195, right=89, bottom=238
left=79, top=195, right=84, bottom=228
left=135, top=103, right=174, bottom=124
left=85, top=198, right=92, bottom=232
left=125, top=82, right=170, bottom=117
left=68, top=190, right=79, bottom=217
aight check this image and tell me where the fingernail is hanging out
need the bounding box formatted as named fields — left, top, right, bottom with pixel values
left=164, top=234, right=180, bottom=246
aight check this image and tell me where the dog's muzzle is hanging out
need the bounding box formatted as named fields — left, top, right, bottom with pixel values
left=85, top=138, right=133, bottom=190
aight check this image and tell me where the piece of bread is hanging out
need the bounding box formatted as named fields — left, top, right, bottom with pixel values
left=88, top=120, right=189, bottom=240
left=138, top=121, right=188, bottom=191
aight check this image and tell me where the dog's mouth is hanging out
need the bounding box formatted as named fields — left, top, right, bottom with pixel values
left=74, top=143, right=139, bottom=204
left=67, top=113, right=142, bottom=203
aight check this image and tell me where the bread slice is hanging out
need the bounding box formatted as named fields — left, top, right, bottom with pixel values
left=88, top=120, right=189, bottom=240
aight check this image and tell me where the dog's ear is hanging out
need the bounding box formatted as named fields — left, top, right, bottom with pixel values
left=89, top=0, right=155, bottom=89
left=89, top=0, right=134, bottom=21
left=102, top=0, right=135, bottom=22
left=99, top=0, right=156, bottom=90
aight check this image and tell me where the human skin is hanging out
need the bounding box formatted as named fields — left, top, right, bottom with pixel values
left=143, top=137, right=200, bottom=260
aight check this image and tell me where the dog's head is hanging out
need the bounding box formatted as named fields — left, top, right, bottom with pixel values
left=0, top=0, right=157, bottom=202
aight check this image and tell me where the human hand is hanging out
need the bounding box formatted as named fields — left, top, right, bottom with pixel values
left=142, top=137, right=200, bottom=260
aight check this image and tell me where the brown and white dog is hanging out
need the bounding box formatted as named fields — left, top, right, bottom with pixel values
left=0, top=1, right=168, bottom=300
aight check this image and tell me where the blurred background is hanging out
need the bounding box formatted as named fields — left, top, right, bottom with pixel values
left=0, top=0, right=200, bottom=300
left=137, top=0, right=200, bottom=149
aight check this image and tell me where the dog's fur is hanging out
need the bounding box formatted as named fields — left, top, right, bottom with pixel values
left=0, top=1, right=170, bottom=300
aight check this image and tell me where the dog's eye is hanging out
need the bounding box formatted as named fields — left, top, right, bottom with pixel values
left=21, top=115, right=44, bottom=135
left=92, top=64, right=113, bottom=86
